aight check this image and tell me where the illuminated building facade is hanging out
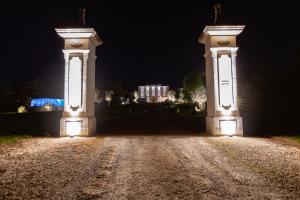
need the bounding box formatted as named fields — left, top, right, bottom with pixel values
left=138, top=85, right=169, bottom=103
left=199, top=26, right=244, bottom=136
left=30, top=98, right=64, bottom=112
left=30, top=98, right=64, bottom=107
left=56, top=28, right=103, bottom=137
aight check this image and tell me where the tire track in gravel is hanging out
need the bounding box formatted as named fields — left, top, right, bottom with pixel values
left=79, top=136, right=294, bottom=200
left=175, top=137, right=288, bottom=199
left=80, top=137, right=132, bottom=199
left=1, top=136, right=299, bottom=200
left=205, top=137, right=300, bottom=199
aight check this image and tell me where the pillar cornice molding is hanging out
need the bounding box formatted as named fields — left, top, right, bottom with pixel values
left=63, top=49, right=90, bottom=55
left=210, top=47, right=239, bottom=53
left=199, top=25, right=245, bottom=44
left=55, top=28, right=103, bottom=47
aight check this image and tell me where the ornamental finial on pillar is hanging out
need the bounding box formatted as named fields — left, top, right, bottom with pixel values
left=79, top=3, right=87, bottom=27
left=213, top=2, right=223, bottom=25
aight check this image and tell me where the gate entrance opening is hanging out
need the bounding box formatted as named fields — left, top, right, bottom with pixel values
left=55, top=25, right=244, bottom=137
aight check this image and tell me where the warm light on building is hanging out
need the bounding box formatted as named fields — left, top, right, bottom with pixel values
left=138, top=85, right=169, bottom=103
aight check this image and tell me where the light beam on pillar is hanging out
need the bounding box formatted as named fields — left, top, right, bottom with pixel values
left=218, top=54, right=233, bottom=110
left=69, top=57, right=82, bottom=112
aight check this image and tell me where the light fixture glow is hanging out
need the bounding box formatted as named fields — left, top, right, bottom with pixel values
left=66, top=121, right=82, bottom=137
left=220, top=120, right=236, bottom=136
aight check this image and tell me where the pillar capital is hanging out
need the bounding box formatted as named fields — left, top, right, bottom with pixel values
left=55, top=28, right=103, bottom=47
left=199, top=25, right=245, bottom=45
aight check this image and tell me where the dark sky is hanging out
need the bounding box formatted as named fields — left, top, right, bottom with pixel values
left=1, top=1, right=299, bottom=91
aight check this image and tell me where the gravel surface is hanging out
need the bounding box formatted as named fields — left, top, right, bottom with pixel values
left=0, top=136, right=299, bottom=199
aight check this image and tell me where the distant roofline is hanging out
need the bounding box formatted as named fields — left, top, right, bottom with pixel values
left=138, top=85, right=169, bottom=87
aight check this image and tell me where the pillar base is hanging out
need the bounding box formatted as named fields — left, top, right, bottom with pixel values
left=206, top=116, right=243, bottom=136
left=60, top=117, right=96, bottom=137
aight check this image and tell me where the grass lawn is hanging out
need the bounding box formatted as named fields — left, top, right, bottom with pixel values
left=0, top=135, right=32, bottom=144
left=0, top=112, right=17, bottom=115
left=290, top=135, right=300, bottom=144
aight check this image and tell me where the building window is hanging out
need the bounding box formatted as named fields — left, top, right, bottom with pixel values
left=146, top=86, right=150, bottom=96
left=140, top=86, right=145, bottom=97
left=162, top=86, right=167, bottom=96
left=152, top=86, right=156, bottom=96
left=157, top=86, right=161, bottom=96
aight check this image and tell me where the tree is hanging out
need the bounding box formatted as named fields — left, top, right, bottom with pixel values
left=176, top=88, right=185, bottom=103
left=132, top=90, right=139, bottom=103
left=105, top=90, right=113, bottom=104
left=95, top=88, right=104, bottom=104
left=110, top=93, right=121, bottom=106
left=191, top=87, right=207, bottom=112
left=109, top=82, right=126, bottom=97
left=182, top=71, right=204, bottom=92
left=0, top=81, right=15, bottom=112
left=167, top=90, right=176, bottom=102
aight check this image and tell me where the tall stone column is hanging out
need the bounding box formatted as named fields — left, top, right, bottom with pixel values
left=56, top=28, right=103, bottom=137
left=199, top=26, right=244, bottom=136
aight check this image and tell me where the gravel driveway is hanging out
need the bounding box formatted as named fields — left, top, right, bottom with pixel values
left=0, top=136, right=299, bottom=199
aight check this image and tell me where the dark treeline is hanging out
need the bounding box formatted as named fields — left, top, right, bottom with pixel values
left=0, top=79, right=63, bottom=112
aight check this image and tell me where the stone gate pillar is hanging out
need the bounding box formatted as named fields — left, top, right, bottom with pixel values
left=199, top=26, right=244, bottom=136
left=56, top=28, right=103, bottom=137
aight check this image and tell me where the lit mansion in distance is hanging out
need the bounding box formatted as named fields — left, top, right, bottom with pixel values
left=138, top=85, right=169, bottom=103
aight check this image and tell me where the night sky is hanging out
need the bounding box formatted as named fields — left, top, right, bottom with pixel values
left=1, top=1, right=299, bottom=92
